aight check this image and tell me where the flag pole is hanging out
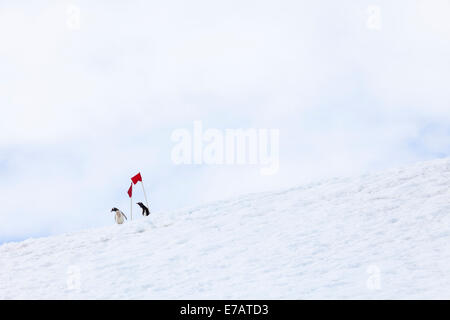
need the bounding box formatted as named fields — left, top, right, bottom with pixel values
left=140, top=181, right=149, bottom=210
left=128, top=183, right=133, bottom=221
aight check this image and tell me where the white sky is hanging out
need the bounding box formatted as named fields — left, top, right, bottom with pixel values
left=1, top=0, right=449, bottom=242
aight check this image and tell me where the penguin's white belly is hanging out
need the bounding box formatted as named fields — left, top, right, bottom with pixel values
left=115, top=213, right=125, bottom=224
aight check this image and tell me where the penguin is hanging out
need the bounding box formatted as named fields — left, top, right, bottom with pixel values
left=137, top=202, right=150, bottom=216
left=111, top=207, right=127, bottom=224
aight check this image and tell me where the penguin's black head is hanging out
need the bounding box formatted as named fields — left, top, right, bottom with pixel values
left=111, top=207, right=118, bottom=212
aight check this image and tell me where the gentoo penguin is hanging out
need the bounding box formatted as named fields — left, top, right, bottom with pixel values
left=137, top=202, right=150, bottom=216
left=111, top=207, right=127, bottom=224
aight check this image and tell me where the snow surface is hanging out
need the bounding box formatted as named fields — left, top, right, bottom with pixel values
left=1, top=158, right=450, bottom=299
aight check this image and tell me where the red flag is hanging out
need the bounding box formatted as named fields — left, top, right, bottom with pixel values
left=127, top=183, right=133, bottom=198
left=131, top=172, right=142, bottom=185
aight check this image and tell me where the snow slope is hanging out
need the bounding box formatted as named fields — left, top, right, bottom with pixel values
left=1, top=158, right=450, bottom=299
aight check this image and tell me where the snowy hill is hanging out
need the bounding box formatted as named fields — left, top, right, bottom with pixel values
left=1, top=158, right=450, bottom=299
